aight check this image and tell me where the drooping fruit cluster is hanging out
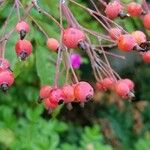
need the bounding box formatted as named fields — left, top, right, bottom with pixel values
left=39, top=81, right=94, bottom=112
left=15, top=21, right=32, bottom=60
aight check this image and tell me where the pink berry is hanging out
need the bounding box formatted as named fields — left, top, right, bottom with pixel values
left=117, top=34, right=136, bottom=52
left=47, top=38, right=59, bottom=52
left=96, top=77, right=115, bottom=91
left=127, top=2, right=142, bottom=17
left=131, top=31, right=146, bottom=44
left=62, top=85, right=75, bottom=103
left=74, top=81, right=94, bottom=102
left=70, top=53, right=82, bottom=69
left=0, top=70, right=14, bottom=92
left=62, top=28, right=85, bottom=48
left=49, top=88, right=66, bottom=103
left=0, top=58, right=10, bottom=71
left=115, top=81, right=130, bottom=98
left=109, top=28, right=122, bottom=40
left=122, top=79, right=134, bottom=90
left=16, top=21, right=30, bottom=40
left=143, top=12, right=150, bottom=30
left=142, top=51, right=150, bottom=63
left=39, top=85, right=52, bottom=100
left=105, top=1, right=123, bottom=19
left=15, top=40, right=32, bottom=60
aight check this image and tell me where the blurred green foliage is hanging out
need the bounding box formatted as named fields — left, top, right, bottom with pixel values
left=0, top=0, right=150, bottom=150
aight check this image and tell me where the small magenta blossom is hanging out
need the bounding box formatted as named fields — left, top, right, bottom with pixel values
left=70, top=53, right=82, bottom=69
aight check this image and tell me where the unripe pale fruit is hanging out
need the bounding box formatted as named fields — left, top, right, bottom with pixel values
left=74, top=81, right=94, bottom=102
left=143, top=12, right=150, bottom=30
left=127, top=2, right=142, bottom=16
left=62, top=28, right=85, bottom=48
left=109, top=28, right=122, bottom=40
left=15, top=40, right=32, bottom=60
left=117, top=34, right=136, bottom=52
left=105, top=1, right=123, bottom=19
left=131, top=31, right=146, bottom=44
left=47, top=38, right=59, bottom=51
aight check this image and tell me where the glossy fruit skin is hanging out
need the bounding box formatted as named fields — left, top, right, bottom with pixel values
left=62, top=28, right=85, bottom=49
left=115, top=81, right=130, bottom=98
left=142, top=51, right=150, bottom=63
left=44, top=98, right=58, bottom=110
left=109, top=28, right=122, bottom=40
left=117, top=34, right=136, bottom=52
left=47, top=38, right=59, bottom=51
left=49, top=88, right=66, bottom=103
left=74, top=81, right=94, bottom=102
left=96, top=77, right=115, bottom=91
left=16, top=21, right=30, bottom=33
left=143, top=13, right=150, bottom=30
left=0, top=58, right=10, bottom=71
left=105, top=1, right=123, bottom=19
left=131, top=31, right=146, bottom=44
left=127, top=2, right=142, bottom=16
left=121, top=79, right=134, bottom=90
left=40, top=85, right=52, bottom=99
left=62, top=85, right=75, bottom=103
left=15, top=40, right=32, bottom=59
left=0, top=70, right=14, bottom=87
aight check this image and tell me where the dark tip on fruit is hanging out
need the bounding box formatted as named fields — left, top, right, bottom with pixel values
left=86, top=94, right=93, bottom=101
left=118, top=11, right=129, bottom=19
left=1, top=83, right=9, bottom=93
left=78, top=41, right=87, bottom=51
left=58, top=99, right=64, bottom=105
left=133, top=45, right=145, bottom=52
left=19, top=51, right=28, bottom=61
left=20, top=30, right=26, bottom=40
left=37, top=97, right=43, bottom=104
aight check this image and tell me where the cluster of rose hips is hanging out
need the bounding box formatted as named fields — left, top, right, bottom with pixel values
left=1, top=0, right=150, bottom=111
left=106, top=1, right=150, bottom=63
left=39, top=81, right=94, bottom=112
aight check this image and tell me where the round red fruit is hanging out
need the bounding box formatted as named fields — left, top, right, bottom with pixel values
left=0, top=70, right=14, bottom=91
left=105, top=1, right=123, bottom=19
left=62, top=28, right=85, bottom=49
left=122, top=79, right=134, bottom=90
left=15, top=40, right=32, bottom=60
left=143, top=12, right=150, bottom=30
left=39, top=85, right=52, bottom=99
left=47, top=38, right=59, bottom=51
left=44, top=98, right=58, bottom=110
left=16, top=21, right=30, bottom=33
left=62, top=85, right=75, bottom=103
left=74, top=81, right=94, bottom=102
left=115, top=81, right=130, bottom=98
left=117, top=34, right=136, bottom=52
left=49, top=88, right=65, bottom=103
left=142, top=51, right=150, bottom=63
left=127, top=2, right=142, bottom=16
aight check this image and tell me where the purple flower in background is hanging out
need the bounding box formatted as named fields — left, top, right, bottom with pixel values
left=70, top=53, right=82, bottom=69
